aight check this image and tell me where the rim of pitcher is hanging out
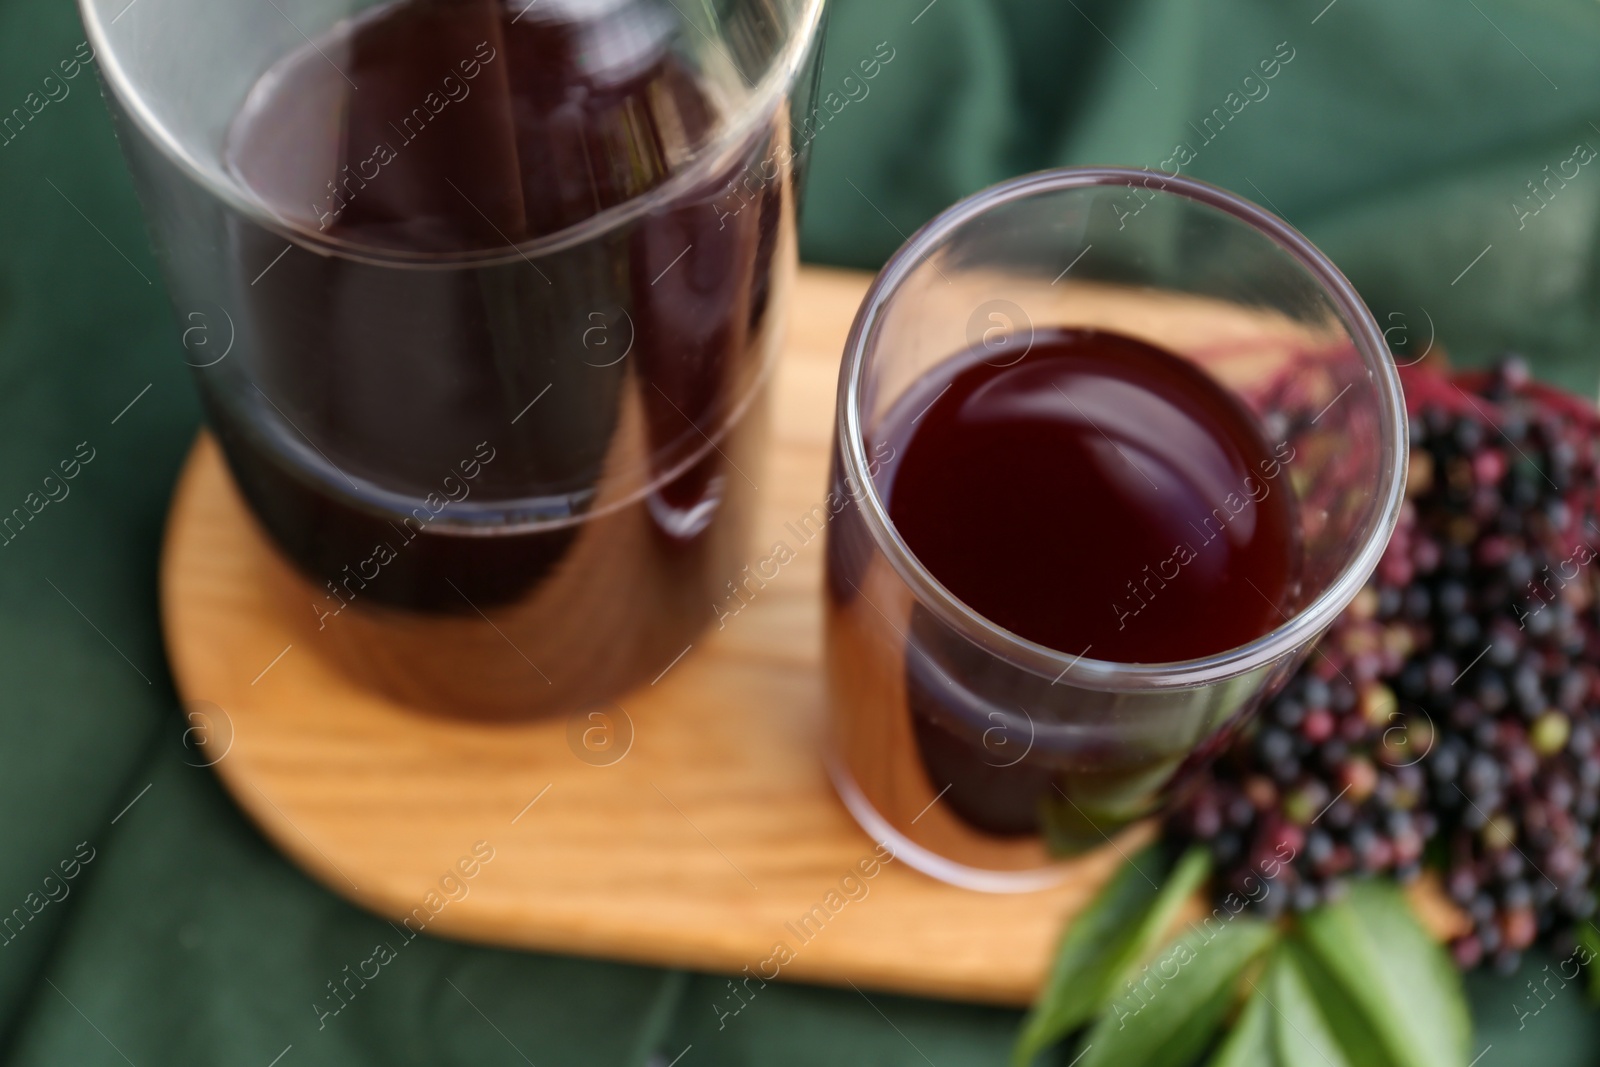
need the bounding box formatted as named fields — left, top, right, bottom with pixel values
left=79, top=0, right=827, bottom=269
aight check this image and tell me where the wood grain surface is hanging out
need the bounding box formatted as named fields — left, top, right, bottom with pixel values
left=161, top=265, right=1453, bottom=1007
left=159, top=266, right=1161, bottom=1007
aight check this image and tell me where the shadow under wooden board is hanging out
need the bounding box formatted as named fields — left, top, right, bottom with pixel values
left=160, top=265, right=1374, bottom=1006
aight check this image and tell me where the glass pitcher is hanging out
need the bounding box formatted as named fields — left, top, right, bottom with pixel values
left=81, top=0, right=827, bottom=718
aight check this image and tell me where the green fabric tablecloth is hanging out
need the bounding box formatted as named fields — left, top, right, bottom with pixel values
left=2, top=0, right=1599, bottom=1062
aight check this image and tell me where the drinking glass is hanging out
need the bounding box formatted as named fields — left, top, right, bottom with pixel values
left=81, top=0, right=826, bottom=718
left=825, top=168, right=1408, bottom=891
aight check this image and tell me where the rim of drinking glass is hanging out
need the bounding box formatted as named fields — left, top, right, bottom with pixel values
left=78, top=0, right=826, bottom=269
left=836, top=166, right=1409, bottom=693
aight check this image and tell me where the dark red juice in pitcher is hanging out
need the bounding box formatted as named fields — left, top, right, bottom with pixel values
left=191, top=0, right=807, bottom=714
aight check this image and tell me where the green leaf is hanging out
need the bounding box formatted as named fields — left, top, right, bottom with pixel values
left=1073, top=918, right=1279, bottom=1067
left=1299, top=881, right=1471, bottom=1067
left=1012, top=844, right=1210, bottom=1067
left=1205, top=976, right=1276, bottom=1067
left=1269, top=944, right=1354, bottom=1067
left=1578, top=924, right=1600, bottom=1003
left=1286, top=935, right=1399, bottom=1067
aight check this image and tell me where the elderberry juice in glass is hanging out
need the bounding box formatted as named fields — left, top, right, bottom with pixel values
left=826, top=170, right=1408, bottom=890
left=84, top=0, right=826, bottom=717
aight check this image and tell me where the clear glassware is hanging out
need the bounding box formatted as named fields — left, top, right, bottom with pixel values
left=825, top=168, right=1408, bottom=891
left=81, top=0, right=826, bottom=717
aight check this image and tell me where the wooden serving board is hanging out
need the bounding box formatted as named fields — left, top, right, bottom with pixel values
left=160, top=266, right=1149, bottom=1007
left=162, top=266, right=1459, bottom=1005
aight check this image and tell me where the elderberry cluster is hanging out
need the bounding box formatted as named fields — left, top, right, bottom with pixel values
left=1168, top=357, right=1600, bottom=975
